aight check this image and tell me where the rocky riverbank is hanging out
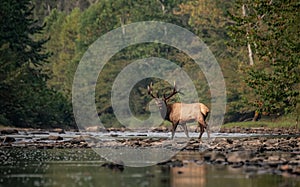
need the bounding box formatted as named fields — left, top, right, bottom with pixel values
left=184, top=136, right=300, bottom=177
left=0, top=127, right=299, bottom=177
left=219, top=126, right=300, bottom=134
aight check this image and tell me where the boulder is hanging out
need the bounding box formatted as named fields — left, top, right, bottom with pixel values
left=205, top=152, right=226, bottom=164
left=279, top=165, right=292, bottom=172
left=70, top=136, right=86, bottom=144
left=292, top=166, right=300, bottom=175
left=227, top=152, right=243, bottom=163
left=226, top=138, right=234, bottom=144
left=2, top=136, right=16, bottom=143
left=1, top=129, right=18, bottom=135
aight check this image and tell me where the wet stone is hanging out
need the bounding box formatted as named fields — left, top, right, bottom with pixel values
left=50, top=135, right=63, bottom=141
left=292, top=166, right=300, bottom=175
left=208, top=152, right=226, bottom=164
left=37, top=144, right=54, bottom=149
left=0, top=129, right=18, bottom=135
left=215, top=157, right=226, bottom=164
left=227, top=152, right=243, bottom=163
left=158, top=159, right=183, bottom=167
left=2, top=136, right=16, bottom=143
left=226, top=138, right=234, bottom=144
left=69, top=136, right=87, bottom=144
left=0, top=128, right=299, bottom=177
left=50, top=128, right=65, bottom=134
left=288, top=160, right=300, bottom=165
left=30, top=131, right=49, bottom=135
left=279, top=165, right=293, bottom=172
left=231, top=162, right=244, bottom=168
left=268, top=155, right=280, bottom=161
left=102, top=162, right=124, bottom=172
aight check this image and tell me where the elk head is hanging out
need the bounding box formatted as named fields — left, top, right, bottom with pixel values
left=147, top=82, right=180, bottom=119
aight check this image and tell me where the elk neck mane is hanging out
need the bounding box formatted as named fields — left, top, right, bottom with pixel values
left=158, top=101, right=172, bottom=121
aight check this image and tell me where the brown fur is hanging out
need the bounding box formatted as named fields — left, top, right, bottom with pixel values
left=164, top=102, right=210, bottom=139
left=148, top=82, right=210, bottom=139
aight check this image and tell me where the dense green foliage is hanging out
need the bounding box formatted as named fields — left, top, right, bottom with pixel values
left=228, top=0, right=300, bottom=117
left=1, top=0, right=299, bottom=128
left=0, top=0, right=74, bottom=128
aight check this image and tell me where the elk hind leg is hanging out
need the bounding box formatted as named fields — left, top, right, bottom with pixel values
left=205, top=121, right=210, bottom=139
left=182, top=123, right=189, bottom=138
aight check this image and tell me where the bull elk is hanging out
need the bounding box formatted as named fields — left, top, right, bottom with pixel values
left=147, top=82, right=210, bottom=139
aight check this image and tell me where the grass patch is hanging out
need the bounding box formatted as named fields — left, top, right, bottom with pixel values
left=223, top=111, right=299, bottom=129
left=223, top=120, right=298, bottom=129
left=0, top=124, right=12, bottom=130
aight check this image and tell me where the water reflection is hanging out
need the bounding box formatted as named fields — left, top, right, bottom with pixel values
left=171, top=162, right=206, bottom=187
left=45, top=162, right=170, bottom=187
left=0, top=148, right=299, bottom=187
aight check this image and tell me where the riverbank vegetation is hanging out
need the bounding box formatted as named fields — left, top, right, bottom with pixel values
left=0, top=0, right=299, bottom=129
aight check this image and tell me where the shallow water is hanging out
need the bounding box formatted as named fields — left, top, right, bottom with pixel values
left=11, top=130, right=261, bottom=144
left=0, top=148, right=299, bottom=187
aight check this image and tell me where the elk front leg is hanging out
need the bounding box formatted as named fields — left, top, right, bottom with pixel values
left=171, top=122, right=178, bottom=139
left=198, top=122, right=205, bottom=139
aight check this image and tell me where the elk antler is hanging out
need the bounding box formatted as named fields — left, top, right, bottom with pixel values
left=148, top=81, right=182, bottom=100
left=163, top=81, right=180, bottom=101
left=147, top=82, right=158, bottom=99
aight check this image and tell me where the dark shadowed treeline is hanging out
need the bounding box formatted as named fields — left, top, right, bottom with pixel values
left=0, top=0, right=75, bottom=128
left=0, top=0, right=299, bottom=128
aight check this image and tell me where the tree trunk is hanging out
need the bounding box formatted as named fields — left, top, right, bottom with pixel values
left=242, top=4, right=254, bottom=66
left=252, top=111, right=260, bottom=121
left=247, top=43, right=254, bottom=66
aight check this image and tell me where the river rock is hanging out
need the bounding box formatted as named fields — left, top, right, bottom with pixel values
left=288, top=159, right=300, bottom=165
left=268, top=155, right=280, bottom=161
left=215, top=156, right=226, bottom=164
left=102, top=161, right=124, bottom=172
left=279, top=165, right=292, bottom=172
left=227, top=152, right=243, bottom=163
left=205, top=152, right=226, bottom=163
left=30, top=131, right=49, bottom=135
left=41, top=135, right=63, bottom=141
left=0, top=129, right=18, bottom=135
left=292, top=166, right=300, bottom=175
left=158, top=159, right=183, bottom=167
left=107, top=127, right=126, bottom=132
left=151, top=126, right=169, bottom=132
left=226, top=138, right=234, bottom=144
left=47, top=135, right=63, bottom=141
left=85, top=126, right=106, bottom=132
left=70, top=136, right=86, bottom=144
left=37, top=144, right=54, bottom=149
left=50, top=128, right=65, bottom=134
left=2, top=136, right=16, bottom=143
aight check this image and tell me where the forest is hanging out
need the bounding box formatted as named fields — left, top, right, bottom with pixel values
left=0, top=0, right=299, bottom=129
